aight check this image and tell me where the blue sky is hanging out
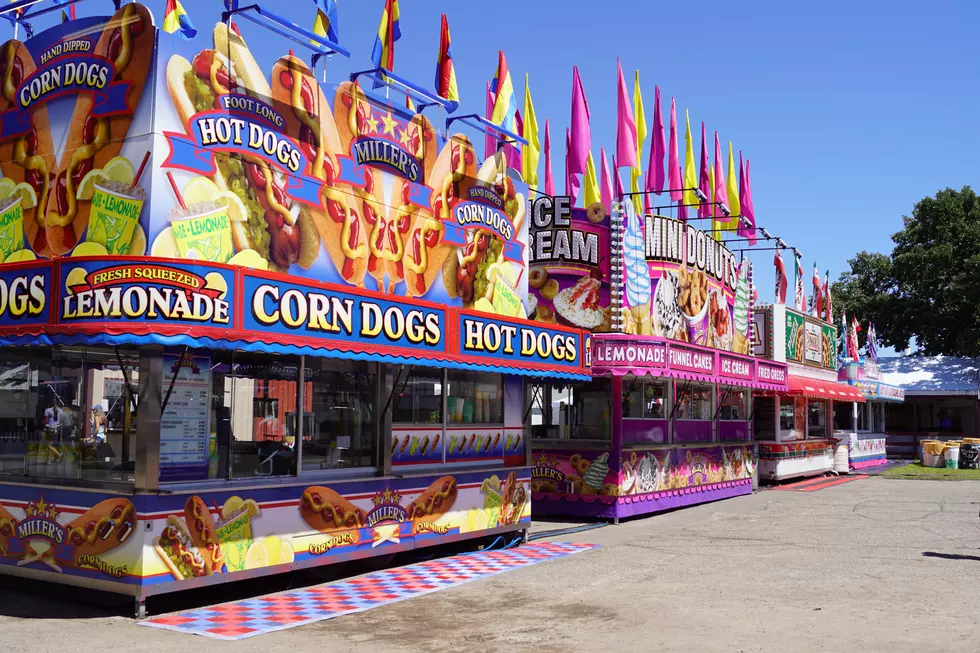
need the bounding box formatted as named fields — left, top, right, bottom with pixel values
left=28, top=0, right=977, bottom=316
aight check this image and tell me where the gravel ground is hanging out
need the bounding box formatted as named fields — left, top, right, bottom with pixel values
left=2, top=477, right=979, bottom=653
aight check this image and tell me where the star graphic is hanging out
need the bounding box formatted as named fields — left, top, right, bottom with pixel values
left=35, top=498, right=47, bottom=517
left=380, top=111, right=398, bottom=136
left=364, top=115, right=380, bottom=135
left=398, top=128, right=412, bottom=147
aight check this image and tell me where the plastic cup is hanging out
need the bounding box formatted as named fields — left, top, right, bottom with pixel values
left=0, top=197, right=24, bottom=260
left=683, top=298, right=710, bottom=346
left=88, top=183, right=144, bottom=255
left=169, top=202, right=234, bottom=263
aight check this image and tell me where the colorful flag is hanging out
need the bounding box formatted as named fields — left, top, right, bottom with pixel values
left=599, top=147, right=613, bottom=213
left=713, top=131, right=728, bottom=232
left=848, top=317, right=861, bottom=361
left=582, top=152, right=601, bottom=210
left=794, top=253, right=806, bottom=313
left=163, top=0, right=197, bottom=39
left=613, top=155, right=625, bottom=197
left=505, top=109, right=522, bottom=172
left=667, top=98, right=681, bottom=201
left=682, top=110, right=698, bottom=210
left=698, top=122, right=711, bottom=219
left=565, top=128, right=579, bottom=202
left=485, top=81, right=494, bottom=160
left=648, top=85, right=666, bottom=196
left=370, top=0, right=401, bottom=87
left=739, top=155, right=757, bottom=244
left=434, top=13, right=458, bottom=102
left=489, top=50, right=517, bottom=133
left=569, top=66, right=591, bottom=182
left=615, top=59, right=637, bottom=170
left=630, top=70, right=645, bottom=215
left=839, top=310, right=849, bottom=367
left=825, top=269, right=832, bottom=322
left=522, top=74, right=539, bottom=191
left=312, top=0, right=339, bottom=43
left=812, top=262, right=822, bottom=317
left=543, top=119, right=554, bottom=196
left=726, top=142, right=740, bottom=234
left=867, top=323, right=879, bottom=362
left=774, top=250, right=787, bottom=304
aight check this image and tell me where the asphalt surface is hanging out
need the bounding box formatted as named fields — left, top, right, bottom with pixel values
left=3, top=477, right=980, bottom=652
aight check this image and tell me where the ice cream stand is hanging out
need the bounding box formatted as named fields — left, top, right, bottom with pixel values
left=0, top=2, right=592, bottom=614
left=529, top=198, right=787, bottom=521
left=752, top=304, right=864, bottom=481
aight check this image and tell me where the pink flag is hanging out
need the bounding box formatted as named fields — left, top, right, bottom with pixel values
left=569, top=66, right=591, bottom=178
left=543, top=119, right=554, bottom=196
left=647, top=85, right=666, bottom=195
left=676, top=166, right=687, bottom=221
left=612, top=155, right=625, bottom=197
left=615, top=58, right=637, bottom=170
left=643, top=190, right=652, bottom=213
left=667, top=98, right=681, bottom=201
left=713, top=131, right=728, bottom=221
left=565, top=128, right=579, bottom=202
left=599, top=147, right=614, bottom=213
left=485, top=81, right=494, bottom=160
left=504, top=109, right=523, bottom=171
left=739, top=153, right=757, bottom=244
left=698, top=122, right=711, bottom=218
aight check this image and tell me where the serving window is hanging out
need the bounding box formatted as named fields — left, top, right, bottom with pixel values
left=807, top=399, right=829, bottom=438
left=446, top=369, right=503, bottom=425
left=0, top=346, right=138, bottom=487
left=391, top=368, right=443, bottom=425
left=529, top=378, right=612, bottom=440
left=719, top=388, right=750, bottom=421
left=675, top=383, right=713, bottom=421
left=622, top=377, right=666, bottom=419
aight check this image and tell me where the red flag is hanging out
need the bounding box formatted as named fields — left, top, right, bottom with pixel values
left=543, top=118, right=554, bottom=196
left=615, top=58, right=637, bottom=170
left=774, top=250, right=788, bottom=304
left=434, top=14, right=458, bottom=103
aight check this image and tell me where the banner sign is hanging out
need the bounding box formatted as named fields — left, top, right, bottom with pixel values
left=458, top=312, right=581, bottom=369
left=0, top=262, right=50, bottom=327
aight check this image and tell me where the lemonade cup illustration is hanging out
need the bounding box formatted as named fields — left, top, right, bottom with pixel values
left=0, top=196, right=24, bottom=260
left=87, top=181, right=145, bottom=255
left=168, top=201, right=234, bottom=263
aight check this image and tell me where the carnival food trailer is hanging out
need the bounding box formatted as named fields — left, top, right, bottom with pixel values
left=838, top=358, right=905, bottom=469
left=0, top=3, right=591, bottom=615
left=528, top=199, right=788, bottom=521
left=751, top=305, right=863, bottom=481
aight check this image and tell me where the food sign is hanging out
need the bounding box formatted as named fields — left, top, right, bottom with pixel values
left=785, top=307, right=837, bottom=370
left=620, top=203, right=752, bottom=353
left=0, top=4, right=531, bottom=322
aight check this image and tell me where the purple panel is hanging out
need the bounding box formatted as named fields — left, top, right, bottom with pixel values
left=718, top=421, right=751, bottom=442
left=674, top=420, right=712, bottom=443
left=622, top=419, right=669, bottom=443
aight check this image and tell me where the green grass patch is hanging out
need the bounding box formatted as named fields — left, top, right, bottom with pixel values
left=883, top=462, right=980, bottom=480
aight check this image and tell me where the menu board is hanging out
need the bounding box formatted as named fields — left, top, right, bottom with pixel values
left=159, top=353, right=211, bottom=482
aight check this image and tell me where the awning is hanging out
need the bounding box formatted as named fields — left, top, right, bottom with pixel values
left=785, top=376, right=866, bottom=402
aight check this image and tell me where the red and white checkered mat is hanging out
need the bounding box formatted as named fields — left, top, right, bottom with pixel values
left=141, top=541, right=599, bottom=640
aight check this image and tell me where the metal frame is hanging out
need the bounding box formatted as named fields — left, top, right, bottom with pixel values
left=446, top=113, right=528, bottom=151
left=350, top=67, right=457, bottom=114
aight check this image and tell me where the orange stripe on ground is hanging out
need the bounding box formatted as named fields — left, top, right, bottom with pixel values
left=798, top=475, right=868, bottom=492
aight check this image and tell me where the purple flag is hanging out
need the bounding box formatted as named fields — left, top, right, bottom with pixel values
left=647, top=85, right=666, bottom=195
left=739, top=155, right=757, bottom=244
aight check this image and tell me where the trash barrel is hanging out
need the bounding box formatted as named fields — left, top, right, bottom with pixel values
left=959, top=441, right=980, bottom=469
left=922, top=441, right=944, bottom=467
left=944, top=444, right=960, bottom=469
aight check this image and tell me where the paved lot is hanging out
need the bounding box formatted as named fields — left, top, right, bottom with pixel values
left=3, top=477, right=980, bottom=652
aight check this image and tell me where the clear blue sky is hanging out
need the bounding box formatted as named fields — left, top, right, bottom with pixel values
left=40, top=0, right=978, bottom=312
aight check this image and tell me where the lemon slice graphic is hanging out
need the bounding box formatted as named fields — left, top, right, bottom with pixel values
left=103, top=156, right=135, bottom=186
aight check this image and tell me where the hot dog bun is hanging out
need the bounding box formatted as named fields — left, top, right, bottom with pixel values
left=43, top=3, right=154, bottom=256
left=404, top=476, right=458, bottom=522
left=270, top=60, right=367, bottom=286
left=402, top=134, right=477, bottom=298
left=63, top=498, right=136, bottom=559
left=183, top=495, right=223, bottom=574
left=300, top=486, right=367, bottom=535
left=0, top=40, right=56, bottom=252
left=213, top=22, right=272, bottom=99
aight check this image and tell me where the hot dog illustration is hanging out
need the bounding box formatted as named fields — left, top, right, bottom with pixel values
left=0, top=40, right=56, bottom=251
left=403, top=133, right=478, bottom=297
left=63, top=498, right=136, bottom=561
left=0, top=504, right=17, bottom=553
left=184, top=496, right=224, bottom=574
left=154, top=515, right=209, bottom=580
left=404, top=476, right=457, bottom=523
left=43, top=3, right=154, bottom=256
left=166, top=26, right=318, bottom=271
left=300, top=485, right=367, bottom=534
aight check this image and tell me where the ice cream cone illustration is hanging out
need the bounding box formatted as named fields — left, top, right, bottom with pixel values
left=623, top=202, right=652, bottom=335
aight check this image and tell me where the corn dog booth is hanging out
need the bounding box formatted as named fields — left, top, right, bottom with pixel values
left=751, top=304, right=863, bottom=481
left=0, top=3, right=592, bottom=615
left=529, top=199, right=787, bottom=521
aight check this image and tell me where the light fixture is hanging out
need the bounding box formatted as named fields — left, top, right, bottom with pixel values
left=719, top=203, right=731, bottom=217
left=776, top=238, right=786, bottom=248
left=740, top=216, right=752, bottom=228
left=693, top=188, right=708, bottom=203
left=760, top=227, right=772, bottom=239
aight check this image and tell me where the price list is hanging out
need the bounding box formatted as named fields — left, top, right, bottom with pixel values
left=160, top=353, right=211, bottom=482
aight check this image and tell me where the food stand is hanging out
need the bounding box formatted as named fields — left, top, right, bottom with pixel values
left=838, top=359, right=904, bottom=468
left=0, top=4, right=591, bottom=615
left=752, top=305, right=864, bottom=481
left=529, top=199, right=787, bottom=521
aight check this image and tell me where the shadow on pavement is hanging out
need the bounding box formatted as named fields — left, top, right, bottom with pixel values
left=922, top=551, right=980, bottom=562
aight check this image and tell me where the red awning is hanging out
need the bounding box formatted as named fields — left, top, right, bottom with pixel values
left=786, top=375, right=866, bottom=402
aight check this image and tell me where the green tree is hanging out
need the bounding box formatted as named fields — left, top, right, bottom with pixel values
left=831, top=186, right=980, bottom=355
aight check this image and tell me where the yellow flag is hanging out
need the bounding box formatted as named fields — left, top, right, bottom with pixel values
left=582, top=152, right=601, bottom=209
left=682, top=110, right=698, bottom=209
left=630, top=70, right=646, bottom=214
left=522, top=74, right=540, bottom=195
left=726, top=141, right=741, bottom=235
